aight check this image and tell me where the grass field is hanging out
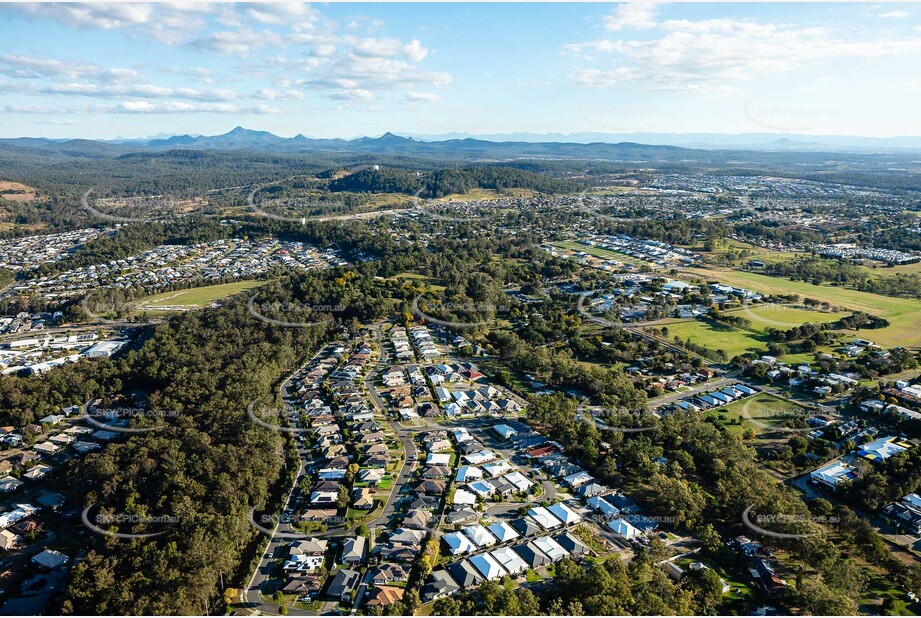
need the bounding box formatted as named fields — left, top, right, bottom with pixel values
left=705, top=393, right=810, bottom=438
left=384, top=272, right=446, bottom=292
left=435, top=187, right=538, bottom=202
left=136, top=280, right=265, bottom=311
left=724, top=303, right=843, bottom=333
left=686, top=267, right=921, bottom=347
left=660, top=319, right=769, bottom=357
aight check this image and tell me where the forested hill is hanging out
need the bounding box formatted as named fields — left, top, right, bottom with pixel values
left=327, top=165, right=581, bottom=197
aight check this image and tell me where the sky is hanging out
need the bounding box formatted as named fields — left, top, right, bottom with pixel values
left=1, top=2, right=921, bottom=140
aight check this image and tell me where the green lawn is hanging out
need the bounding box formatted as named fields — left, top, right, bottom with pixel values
left=685, top=267, right=921, bottom=347
left=136, top=280, right=266, bottom=311
left=384, top=272, right=446, bottom=292
left=660, top=319, right=770, bottom=357
left=724, top=303, right=843, bottom=333
left=705, top=392, right=810, bottom=438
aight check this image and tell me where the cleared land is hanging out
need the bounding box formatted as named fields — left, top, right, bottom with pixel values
left=724, top=303, right=843, bottom=333
left=0, top=181, right=38, bottom=203
left=705, top=392, right=810, bottom=438
left=657, top=304, right=842, bottom=358
left=136, top=280, right=265, bottom=311
left=660, top=319, right=769, bottom=358
left=435, top=187, right=538, bottom=202
left=552, top=240, right=648, bottom=266
left=384, top=272, right=446, bottom=292
left=685, top=267, right=921, bottom=347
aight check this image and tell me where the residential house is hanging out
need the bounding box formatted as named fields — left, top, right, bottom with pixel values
left=365, top=585, right=404, bottom=609
left=446, top=560, right=484, bottom=589
left=327, top=568, right=361, bottom=602
left=340, top=536, right=367, bottom=565
left=512, top=542, right=551, bottom=569
left=423, top=570, right=460, bottom=601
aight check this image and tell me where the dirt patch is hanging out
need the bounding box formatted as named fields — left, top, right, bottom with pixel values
left=0, top=181, right=38, bottom=203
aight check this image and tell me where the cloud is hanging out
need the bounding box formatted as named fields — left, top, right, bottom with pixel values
left=0, top=54, right=137, bottom=83
left=567, top=16, right=921, bottom=90
left=401, top=92, right=441, bottom=104
left=0, top=3, right=451, bottom=110
left=111, top=101, right=278, bottom=114
left=5, top=79, right=239, bottom=103
left=878, top=10, right=910, bottom=19
left=402, top=39, right=429, bottom=62
left=327, top=89, right=374, bottom=101
left=571, top=67, right=636, bottom=87
left=602, top=2, right=659, bottom=31
left=1, top=103, right=78, bottom=114
left=352, top=37, right=402, bottom=58
left=235, top=2, right=319, bottom=27
left=189, top=28, right=284, bottom=56
left=0, top=100, right=278, bottom=115
left=255, top=88, right=305, bottom=101
left=6, top=2, right=156, bottom=29
left=3, top=2, right=214, bottom=46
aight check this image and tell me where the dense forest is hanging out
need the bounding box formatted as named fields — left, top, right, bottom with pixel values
left=0, top=267, right=398, bottom=614
left=327, top=165, right=581, bottom=197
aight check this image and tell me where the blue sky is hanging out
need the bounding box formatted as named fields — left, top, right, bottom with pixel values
left=1, top=2, right=920, bottom=139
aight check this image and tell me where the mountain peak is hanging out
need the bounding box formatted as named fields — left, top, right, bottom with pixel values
left=379, top=132, right=410, bottom=142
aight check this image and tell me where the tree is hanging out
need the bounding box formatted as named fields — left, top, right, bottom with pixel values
left=685, top=567, right=723, bottom=612
left=824, top=559, right=867, bottom=599
left=346, top=462, right=360, bottom=482
left=793, top=578, right=858, bottom=616
left=337, top=485, right=350, bottom=509
left=696, top=523, right=722, bottom=554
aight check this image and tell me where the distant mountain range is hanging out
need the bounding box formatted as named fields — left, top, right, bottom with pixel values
left=0, top=127, right=696, bottom=161
left=405, top=131, right=921, bottom=153
left=2, top=127, right=921, bottom=163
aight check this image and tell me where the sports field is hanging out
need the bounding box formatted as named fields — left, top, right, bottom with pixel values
left=136, top=280, right=265, bottom=311
left=686, top=267, right=921, bottom=347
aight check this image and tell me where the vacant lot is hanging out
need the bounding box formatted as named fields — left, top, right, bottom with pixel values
left=705, top=392, right=810, bottom=438
left=686, top=267, right=921, bottom=347
left=724, top=303, right=844, bottom=333
left=136, top=280, right=265, bottom=311
left=0, top=181, right=38, bottom=203
left=552, top=240, right=648, bottom=266
left=661, top=319, right=769, bottom=358
left=384, top=272, right=446, bottom=292
left=435, top=187, right=538, bottom=202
